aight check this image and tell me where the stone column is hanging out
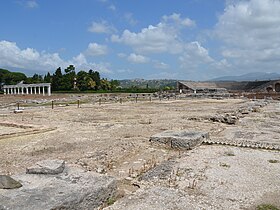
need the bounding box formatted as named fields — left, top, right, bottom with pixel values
left=38, top=87, right=41, bottom=94
left=48, top=85, right=51, bottom=96
left=26, top=87, right=29, bottom=94
left=34, top=87, right=37, bottom=94
left=42, top=86, right=45, bottom=96
left=30, top=86, right=33, bottom=94
left=4, top=88, right=6, bottom=95
left=21, top=87, right=24, bottom=94
left=17, top=87, right=20, bottom=94
left=12, top=88, right=14, bottom=95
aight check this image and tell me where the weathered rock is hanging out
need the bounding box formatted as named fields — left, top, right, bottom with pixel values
left=138, top=160, right=176, bottom=181
left=252, top=106, right=261, bottom=112
left=239, top=108, right=250, bottom=115
left=210, top=114, right=238, bottom=125
left=13, top=109, right=23, bottom=114
left=26, top=159, right=65, bottom=175
left=150, top=130, right=209, bottom=150
left=0, top=175, right=22, bottom=189
left=0, top=167, right=117, bottom=210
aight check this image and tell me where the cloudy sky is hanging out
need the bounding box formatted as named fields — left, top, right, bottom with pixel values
left=0, top=0, right=280, bottom=80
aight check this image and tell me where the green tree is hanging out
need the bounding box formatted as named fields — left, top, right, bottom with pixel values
left=44, top=72, right=52, bottom=83
left=100, top=78, right=111, bottom=90
left=26, top=73, right=43, bottom=83
left=0, top=68, right=27, bottom=85
left=110, top=80, right=120, bottom=90
left=89, top=69, right=101, bottom=90
left=52, top=67, right=63, bottom=91
left=76, top=70, right=96, bottom=91
left=61, top=65, right=76, bottom=90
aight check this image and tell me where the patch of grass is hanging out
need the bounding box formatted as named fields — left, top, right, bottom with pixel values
left=106, top=197, right=117, bottom=206
left=257, top=204, right=279, bottom=210
left=224, top=151, right=235, bottom=156
left=219, top=162, right=230, bottom=168
left=268, top=160, right=279, bottom=163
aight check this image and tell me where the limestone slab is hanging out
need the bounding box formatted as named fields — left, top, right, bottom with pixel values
left=26, top=159, right=65, bottom=175
left=150, top=130, right=209, bottom=150
left=0, top=175, right=22, bottom=189
left=0, top=167, right=117, bottom=210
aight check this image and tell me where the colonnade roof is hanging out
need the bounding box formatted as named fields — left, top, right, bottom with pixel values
left=3, top=83, right=51, bottom=88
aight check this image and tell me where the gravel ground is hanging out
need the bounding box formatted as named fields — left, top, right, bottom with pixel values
left=0, top=94, right=279, bottom=209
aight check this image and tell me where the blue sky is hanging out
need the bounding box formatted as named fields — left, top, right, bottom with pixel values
left=0, top=0, right=280, bottom=80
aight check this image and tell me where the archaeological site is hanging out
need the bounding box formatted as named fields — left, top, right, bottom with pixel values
left=0, top=89, right=279, bottom=210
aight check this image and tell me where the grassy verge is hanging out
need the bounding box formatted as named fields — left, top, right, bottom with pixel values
left=257, top=204, right=279, bottom=210
left=53, top=88, right=159, bottom=94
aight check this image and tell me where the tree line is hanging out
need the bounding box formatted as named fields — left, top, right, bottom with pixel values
left=0, top=66, right=120, bottom=91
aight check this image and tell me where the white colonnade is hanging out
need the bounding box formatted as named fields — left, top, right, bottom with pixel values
left=3, top=83, right=51, bottom=96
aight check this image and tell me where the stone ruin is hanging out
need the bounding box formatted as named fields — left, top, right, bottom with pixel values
left=150, top=128, right=280, bottom=151
left=0, top=159, right=117, bottom=210
left=150, top=130, right=209, bottom=150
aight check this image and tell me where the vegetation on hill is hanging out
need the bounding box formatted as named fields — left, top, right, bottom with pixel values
left=1, top=66, right=174, bottom=93
left=119, top=79, right=177, bottom=90
left=0, top=68, right=27, bottom=85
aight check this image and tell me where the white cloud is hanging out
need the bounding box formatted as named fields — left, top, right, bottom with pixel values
left=26, top=0, right=38, bottom=8
left=0, top=40, right=64, bottom=70
left=0, top=40, right=112, bottom=74
left=215, top=0, right=280, bottom=72
left=148, top=71, right=178, bottom=79
left=127, top=53, right=149, bottom=63
left=124, top=13, right=137, bottom=26
left=116, top=68, right=132, bottom=73
left=88, top=20, right=116, bottom=34
left=86, top=42, right=108, bottom=56
left=72, top=53, right=112, bottom=73
left=162, top=13, right=195, bottom=27
left=117, top=53, right=126, bottom=58
left=109, top=4, right=116, bottom=11
left=111, top=13, right=195, bottom=54
left=211, top=59, right=231, bottom=70
left=153, top=61, right=169, bottom=69
left=179, top=41, right=214, bottom=69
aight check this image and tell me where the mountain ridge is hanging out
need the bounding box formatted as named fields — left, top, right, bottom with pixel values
left=209, top=72, right=280, bottom=82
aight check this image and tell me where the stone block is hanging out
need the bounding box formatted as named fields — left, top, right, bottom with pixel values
left=150, top=130, right=209, bottom=150
left=0, top=175, right=22, bottom=189
left=0, top=167, right=117, bottom=210
left=26, top=159, right=65, bottom=175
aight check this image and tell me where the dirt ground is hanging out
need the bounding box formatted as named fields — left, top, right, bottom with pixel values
left=0, top=94, right=279, bottom=210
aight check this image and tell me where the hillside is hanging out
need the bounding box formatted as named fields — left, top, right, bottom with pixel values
left=119, top=79, right=177, bottom=89
left=0, top=68, right=27, bottom=85
left=210, top=72, right=280, bottom=82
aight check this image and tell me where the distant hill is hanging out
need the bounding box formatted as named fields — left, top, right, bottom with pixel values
left=0, top=68, right=27, bottom=85
left=210, top=72, right=280, bottom=82
left=119, top=79, right=177, bottom=89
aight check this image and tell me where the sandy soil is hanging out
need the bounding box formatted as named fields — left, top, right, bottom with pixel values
left=0, top=94, right=279, bottom=209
